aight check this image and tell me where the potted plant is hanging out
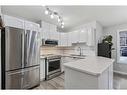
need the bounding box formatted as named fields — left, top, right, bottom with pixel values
left=102, top=35, right=113, bottom=46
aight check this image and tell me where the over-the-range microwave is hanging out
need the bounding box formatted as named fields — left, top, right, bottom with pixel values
left=42, top=39, right=58, bottom=46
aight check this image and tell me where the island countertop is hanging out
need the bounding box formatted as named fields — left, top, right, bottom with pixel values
left=64, top=56, right=115, bottom=76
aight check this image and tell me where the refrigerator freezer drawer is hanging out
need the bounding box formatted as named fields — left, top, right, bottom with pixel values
left=22, top=66, right=40, bottom=89
left=6, top=69, right=23, bottom=89
left=6, top=66, right=40, bottom=89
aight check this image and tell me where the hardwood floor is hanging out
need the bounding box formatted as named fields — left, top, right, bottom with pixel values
left=34, top=73, right=127, bottom=90
left=34, top=74, right=64, bottom=89
left=113, top=73, right=127, bottom=89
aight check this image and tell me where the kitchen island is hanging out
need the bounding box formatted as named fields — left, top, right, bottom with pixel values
left=64, top=56, right=115, bottom=89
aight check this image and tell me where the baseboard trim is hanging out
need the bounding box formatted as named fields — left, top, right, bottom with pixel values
left=114, top=70, right=127, bottom=75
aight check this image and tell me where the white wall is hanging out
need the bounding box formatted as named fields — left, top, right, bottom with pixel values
left=103, top=23, right=127, bottom=73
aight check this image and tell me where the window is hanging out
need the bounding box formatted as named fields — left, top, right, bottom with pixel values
left=117, top=30, right=127, bottom=64
left=120, top=32, right=127, bottom=57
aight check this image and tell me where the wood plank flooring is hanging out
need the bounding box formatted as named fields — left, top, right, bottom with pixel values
left=34, top=73, right=127, bottom=90
left=34, top=74, right=64, bottom=89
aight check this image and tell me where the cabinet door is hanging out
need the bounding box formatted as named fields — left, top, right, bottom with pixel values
left=79, top=28, right=88, bottom=43
left=42, top=22, right=50, bottom=39
left=59, top=33, right=68, bottom=46
left=71, top=31, right=79, bottom=43
left=87, top=28, right=95, bottom=46
left=40, top=59, right=45, bottom=81
left=68, top=32, right=72, bottom=46
left=24, top=20, right=33, bottom=30
left=50, top=25, right=59, bottom=40
left=3, top=15, right=24, bottom=29
left=25, top=20, right=39, bottom=33
left=108, top=64, right=113, bottom=89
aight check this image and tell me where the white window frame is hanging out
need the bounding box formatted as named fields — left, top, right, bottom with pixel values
left=117, top=29, right=127, bottom=64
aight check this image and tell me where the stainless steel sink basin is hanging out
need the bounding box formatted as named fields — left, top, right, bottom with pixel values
left=70, top=54, right=86, bottom=59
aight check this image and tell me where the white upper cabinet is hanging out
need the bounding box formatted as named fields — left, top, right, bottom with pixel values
left=59, top=32, right=68, bottom=47
left=3, top=15, right=24, bottom=29
left=68, top=32, right=72, bottom=46
left=41, top=21, right=50, bottom=39
left=41, top=21, right=59, bottom=40
left=68, top=26, right=95, bottom=46
left=79, top=28, right=88, bottom=43
left=50, top=24, right=59, bottom=40
left=3, top=15, right=39, bottom=31
left=86, top=27, right=95, bottom=46
left=70, top=31, right=79, bottom=43
left=24, top=20, right=39, bottom=32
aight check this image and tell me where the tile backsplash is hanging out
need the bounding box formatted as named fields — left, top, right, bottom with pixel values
left=40, top=46, right=64, bottom=55
left=40, top=43, right=96, bottom=56
left=62, top=43, right=96, bottom=56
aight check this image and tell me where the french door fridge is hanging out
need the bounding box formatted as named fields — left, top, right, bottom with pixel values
left=1, top=26, right=40, bottom=89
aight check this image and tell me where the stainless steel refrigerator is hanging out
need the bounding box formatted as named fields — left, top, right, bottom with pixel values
left=1, top=26, right=40, bottom=89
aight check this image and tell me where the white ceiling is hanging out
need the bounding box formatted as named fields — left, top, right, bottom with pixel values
left=2, top=6, right=127, bottom=31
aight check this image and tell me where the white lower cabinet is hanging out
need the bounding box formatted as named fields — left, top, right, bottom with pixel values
left=40, top=58, right=45, bottom=81
left=61, top=57, right=77, bottom=72
left=64, top=64, right=113, bottom=89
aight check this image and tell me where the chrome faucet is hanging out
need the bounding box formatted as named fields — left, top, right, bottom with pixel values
left=77, top=47, right=82, bottom=56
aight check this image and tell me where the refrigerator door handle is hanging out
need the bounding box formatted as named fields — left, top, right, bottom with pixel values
left=21, top=33, right=24, bottom=68
left=25, top=31, right=28, bottom=66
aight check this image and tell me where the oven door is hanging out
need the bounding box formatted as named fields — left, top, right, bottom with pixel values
left=47, top=58, right=61, bottom=76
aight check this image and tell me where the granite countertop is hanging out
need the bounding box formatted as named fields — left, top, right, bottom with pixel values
left=64, top=56, right=115, bottom=76
left=40, top=54, right=86, bottom=59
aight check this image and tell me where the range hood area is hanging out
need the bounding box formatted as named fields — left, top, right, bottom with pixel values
left=42, top=39, right=58, bottom=46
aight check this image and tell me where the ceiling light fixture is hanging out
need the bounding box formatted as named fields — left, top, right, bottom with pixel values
left=44, top=6, right=65, bottom=29
left=58, top=17, right=61, bottom=22
left=45, top=8, right=49, bottom=15
left=61, top=25, right=64, bottom=28
left=50, top=13, right=54, bottom=19
left=61, top=22, right=64, bottom=25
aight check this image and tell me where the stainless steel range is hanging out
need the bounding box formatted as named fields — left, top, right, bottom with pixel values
left=44, top=54, right=62, bottom=80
